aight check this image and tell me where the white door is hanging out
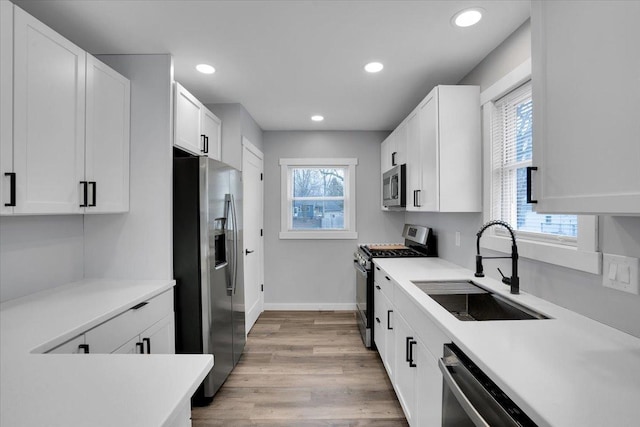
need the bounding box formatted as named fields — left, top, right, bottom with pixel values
left=85, top=54, right=130, bottom=213
left=174, top=82, right=203, bottom=156
left=242, top=138, right=264, bottom=334
left=202, top=107, right=222, bottom=161
left=12, top=6, right=86, bottom=214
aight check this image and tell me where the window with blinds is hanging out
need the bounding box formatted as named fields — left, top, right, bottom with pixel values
left=491, top=81, right=578, bottom=242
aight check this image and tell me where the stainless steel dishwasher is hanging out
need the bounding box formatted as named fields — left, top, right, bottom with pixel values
left=439, top=343, right=538, bottom=427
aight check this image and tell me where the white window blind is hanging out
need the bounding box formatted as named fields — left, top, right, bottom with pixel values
left=491, top=81, right=578, bottom=243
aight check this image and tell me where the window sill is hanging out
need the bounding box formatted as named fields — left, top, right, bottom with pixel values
left=279, top=230, right=358, bottom=240
left=480, top=235, right=602, bottom=275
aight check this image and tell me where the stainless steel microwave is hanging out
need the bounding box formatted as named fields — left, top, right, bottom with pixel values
left=382, top=164, right=406, bottom=208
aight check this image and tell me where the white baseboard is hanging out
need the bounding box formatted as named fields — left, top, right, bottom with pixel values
left=263, top=303, right=357, bottom=311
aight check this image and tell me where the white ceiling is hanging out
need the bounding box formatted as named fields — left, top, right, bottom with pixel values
left=13, top=0, right=530, bottom=131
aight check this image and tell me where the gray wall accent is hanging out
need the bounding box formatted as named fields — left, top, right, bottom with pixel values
left=458, top=19, right=532, bottom=90
left=0, top=215, right=84, bottom=302
left=83, top=54, right=174, bottom=280
left=207, top=103, right=263, bottom=170
left=407, top=19, right=640, bottom=338
left=263, top=131, right=404, bottom=307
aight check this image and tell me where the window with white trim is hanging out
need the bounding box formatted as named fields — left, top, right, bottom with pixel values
left=481, top=60, right=600, bottom=274
left=279, top=158, right=357, bottom=239
left=491, top=81, right=578, bottom=244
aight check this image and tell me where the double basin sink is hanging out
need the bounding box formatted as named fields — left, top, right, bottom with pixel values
left=412, top=280, right=549, bottom=321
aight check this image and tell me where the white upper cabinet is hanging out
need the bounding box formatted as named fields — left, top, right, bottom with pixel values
left=174, top=82, right=203, bottom=156
left=174, top=82, right=222, bottom=160
left=202, top=106, right=222, bottom=161
left=406, top=85, right=481, bottom=212
left=85, top=54, right=130, bottom=213
left=531, top=0, right=640, bottom=215
left=0, top=4, right=130, bottom=215
left=1, top=0, right=14, bottom=215
left=12, top=6, right=86, bottom=214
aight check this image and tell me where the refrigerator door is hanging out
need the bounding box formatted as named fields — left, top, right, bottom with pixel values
left=204, top=158, right=234, bottom=397
left=230, top=168, right=246, bottom=365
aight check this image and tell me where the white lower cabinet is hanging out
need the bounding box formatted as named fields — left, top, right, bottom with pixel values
left=112, top=313, right=175, bottom=354
left=375, top=263, right=445, bottom=427
left=46, top=334, right=87, bottom=354
left=46, top=290, right=174, bottom=355
left=394, top=312, right=418, bottom=425
left=414, top=340, right=442, bottom=427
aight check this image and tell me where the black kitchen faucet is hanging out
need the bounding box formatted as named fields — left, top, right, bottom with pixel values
left=474, top=220, right=520, bottom=294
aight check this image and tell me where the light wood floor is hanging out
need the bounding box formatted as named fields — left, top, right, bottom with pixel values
left=191, top=311, right=408, bottom=427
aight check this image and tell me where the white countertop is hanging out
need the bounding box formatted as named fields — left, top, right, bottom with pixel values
left=0, top=279, right=213, bottom=427
left=374, top=257, right=640, bottom=427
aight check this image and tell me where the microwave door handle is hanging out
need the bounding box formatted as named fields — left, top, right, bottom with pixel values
left=438, top=358, right=491, bottom=427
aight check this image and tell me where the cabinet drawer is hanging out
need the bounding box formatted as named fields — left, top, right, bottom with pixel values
left=85, top=290, right=173, bottom=353
left=373, top=264, right=394, bottom=301
left=395, top=286, right=448, bottom=359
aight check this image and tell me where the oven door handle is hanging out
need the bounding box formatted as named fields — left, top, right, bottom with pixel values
left=438, top=358, right=491, bottom=427
left=353, top=260, right=368, bottom=277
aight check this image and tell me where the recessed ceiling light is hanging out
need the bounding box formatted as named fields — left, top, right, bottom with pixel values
left=196, top=64, right=215, bottom=74
left=452, top=8, right=483, bottom=27
left=364, top=62, right=384, bottom=73
left=311, top=115, right=324, bottom=122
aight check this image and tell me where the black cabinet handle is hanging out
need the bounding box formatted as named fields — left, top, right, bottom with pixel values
left=206, top=135, right=209, bottom=154
left=409, top=340, right=417, bottom=367
left=375, top=266, right=380, bottom=271
left=136, top=342, right=144, bottom=354
left=89, top=182, right=96, bottom=207
left=79, top=181, right=88, bottom=207
left=385, top=276, right=390, bottom=281
left=4, top=172, right=16, bottom=206
left=143, top=337, right=151, bottom=354
left=375, top=285, right=381, bottom=290
left=405, top=336, right=413, bottom=362
left=375, top=317, right=381, bottom=324
left=201, top=134, right=207, bottom=153
left=391, top=151, right=397, bottom=166
left=245, top=249, right=254, bottom=255
left=526, top=166, right=538, bottom=204
left=78, top=344, right=90, bottom=354
left=387, top=310, right=393, bottom=330
left=131, top=301, right=148, bottom=310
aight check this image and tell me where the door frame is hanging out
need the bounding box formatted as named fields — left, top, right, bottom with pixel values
left=242, top=136, right=264, bottom=334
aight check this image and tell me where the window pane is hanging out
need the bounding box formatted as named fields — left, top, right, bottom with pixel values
left=292, top=200, right=344, bottom=230
left=515, top=98, right=532, bottom=162
left=292, top=168, right=344, bottom=197
left=515, top=168, right=578, bottom=237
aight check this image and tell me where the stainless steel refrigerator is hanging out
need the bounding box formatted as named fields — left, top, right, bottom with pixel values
left=173, top=153, right=246, bottom=405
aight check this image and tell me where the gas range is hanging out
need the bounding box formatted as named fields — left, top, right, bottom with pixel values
left=354, top=224, right=437, bottom=348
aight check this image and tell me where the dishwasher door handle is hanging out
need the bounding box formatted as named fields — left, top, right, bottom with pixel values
left=438, top=358, right=491, bottom=427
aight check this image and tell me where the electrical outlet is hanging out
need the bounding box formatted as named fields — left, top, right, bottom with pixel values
left=455, top=231, right=461, bottom=247
left=602, top=253, right=639, bottom=295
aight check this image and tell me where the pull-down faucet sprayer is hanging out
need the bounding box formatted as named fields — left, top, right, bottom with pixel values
left=475, top=220, right=520, bottom=294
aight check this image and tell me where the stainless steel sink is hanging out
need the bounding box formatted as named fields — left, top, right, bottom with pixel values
left=412, top=280, right=549, bottom=321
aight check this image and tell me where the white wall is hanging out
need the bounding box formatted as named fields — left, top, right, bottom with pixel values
left=207, top=103, right=263, bottom=171
left=84, top=54, right=174, bottom=280
left=0, top=216, right=84, bottom=301
left=407, top=20, right=640, bottom=338
left=263, top=131, right=404, bottom=309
